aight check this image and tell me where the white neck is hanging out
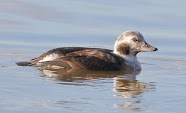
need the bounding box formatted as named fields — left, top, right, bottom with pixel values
left=113, top=51, right=141, bottom=71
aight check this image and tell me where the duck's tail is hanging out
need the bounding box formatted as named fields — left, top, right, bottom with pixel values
left=16, top=61, right=32, bottom=66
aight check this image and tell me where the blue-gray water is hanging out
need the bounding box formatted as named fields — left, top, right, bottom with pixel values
left=0, top=0, right=186, bottom=113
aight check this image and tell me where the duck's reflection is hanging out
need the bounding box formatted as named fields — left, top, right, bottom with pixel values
left=35, top=63, right=155, bottom=111
left=113, top=75, right=155, bottom=111
left=113, top=75, right=154, bottom=98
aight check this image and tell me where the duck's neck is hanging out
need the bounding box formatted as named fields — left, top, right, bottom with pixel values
left=113, top=50, right=138, bottom=62
left=113, top=50, right=141, bottom=70
left=124, top=55, right=139, bottom=65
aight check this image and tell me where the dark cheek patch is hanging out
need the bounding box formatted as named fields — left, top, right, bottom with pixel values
left=116, top=43, right=130, bottom=56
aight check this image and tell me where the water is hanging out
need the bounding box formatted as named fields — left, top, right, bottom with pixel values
left=0, top=0, right=186, bottom=113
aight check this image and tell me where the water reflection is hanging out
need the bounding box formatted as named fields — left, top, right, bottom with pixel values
left=114, top=75, right=152, bottom=98
left=36, top=63, right=155, bottom=111
left=113, top=75, right=155, bottom=111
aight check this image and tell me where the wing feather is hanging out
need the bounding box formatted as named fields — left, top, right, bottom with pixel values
left=60, top=56, right=121, bottom=70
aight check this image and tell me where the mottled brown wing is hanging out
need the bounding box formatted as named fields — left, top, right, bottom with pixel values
left=54, top=49, right=122, bottom=70
left=66, top=49, right=117, bottom=63
left=60, top=56, right=122, bottom=70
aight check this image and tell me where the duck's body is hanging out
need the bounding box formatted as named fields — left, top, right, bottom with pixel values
left=17, top=31, right=157, bottom=71
left=18, top=47, right=132, bottom=70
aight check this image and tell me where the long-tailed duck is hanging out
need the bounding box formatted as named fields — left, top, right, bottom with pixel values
left=16, top=30, right=158, bottom=71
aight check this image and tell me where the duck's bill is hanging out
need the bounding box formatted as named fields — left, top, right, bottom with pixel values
left=139, top=42, right=158, bottom=52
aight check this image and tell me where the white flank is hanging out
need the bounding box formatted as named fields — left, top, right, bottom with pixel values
left=39, top=54, right=59, bottom=62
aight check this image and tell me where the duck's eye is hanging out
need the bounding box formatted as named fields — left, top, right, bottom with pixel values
left=132, top=38, right=138, bottom=42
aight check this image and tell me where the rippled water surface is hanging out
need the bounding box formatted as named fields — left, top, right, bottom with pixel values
left=0, top=0, right=186, bottom=113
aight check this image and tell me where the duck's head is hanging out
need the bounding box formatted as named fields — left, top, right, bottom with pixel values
left=114, top=30, right=158, bottom=57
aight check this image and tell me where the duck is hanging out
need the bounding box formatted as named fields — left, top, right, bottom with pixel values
left=16, top=30, right=158, bottom=71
